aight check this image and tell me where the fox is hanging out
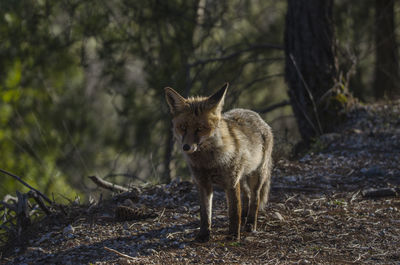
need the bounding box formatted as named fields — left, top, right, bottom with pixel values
left=164, top=83, right=273, bottom=242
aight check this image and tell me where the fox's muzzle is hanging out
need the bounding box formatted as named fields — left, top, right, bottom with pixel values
left=182, top=143, right=198, bottom=153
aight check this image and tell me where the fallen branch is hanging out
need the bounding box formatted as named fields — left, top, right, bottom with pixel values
left=88, top=176, right=129, bottom=192
left=28, top=190, right=51, bottom=215
left=362, top=188, right=398, bottom=198
left=0, top=169, right=52, bottom=204
left=104, top=246, right=138, bottom=261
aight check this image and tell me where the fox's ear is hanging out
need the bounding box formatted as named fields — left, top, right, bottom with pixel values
left=164, top=87, right=187, bottom=115
left=206, top=82, right=228, bottom=115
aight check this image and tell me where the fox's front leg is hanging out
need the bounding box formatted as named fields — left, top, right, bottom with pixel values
left=195, top=181, right=213, bottom=242
left=226, top=183, right=241, bottom=241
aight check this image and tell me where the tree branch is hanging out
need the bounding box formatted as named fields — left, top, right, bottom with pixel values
left=0, top=169, right=52, bottom=204
left=189, top=44, right=283, bottom=67
left=256, top=100, right=291, bottom=114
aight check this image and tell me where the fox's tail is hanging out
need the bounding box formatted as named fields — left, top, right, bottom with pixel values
left=259, top=160, right=272, bottom=209
left=259, top=130, right=273, bottom=210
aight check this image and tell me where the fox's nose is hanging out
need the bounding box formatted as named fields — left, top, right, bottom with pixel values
left=183, top=144, right=190, bottom=151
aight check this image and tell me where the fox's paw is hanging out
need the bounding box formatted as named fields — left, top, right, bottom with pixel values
left=244, top=223, right=257, bottom=233
left=226, top=233, right=240, bottom=242
left=195, top=231, right=210, bottom=243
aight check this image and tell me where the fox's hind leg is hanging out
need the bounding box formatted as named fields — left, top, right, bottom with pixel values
left=245, top=172, right=264, bottom=232
left=240, top=179, right=251, bottom=224
left=245, top=190, right=260, bottom=232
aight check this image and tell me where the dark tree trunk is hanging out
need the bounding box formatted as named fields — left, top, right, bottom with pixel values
left=284, top=0, right=344, bottom=144
left=374, top=0, right=400, bottom=100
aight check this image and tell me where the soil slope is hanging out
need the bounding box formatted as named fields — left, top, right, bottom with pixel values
left=2, top=101, right=400, bottom=264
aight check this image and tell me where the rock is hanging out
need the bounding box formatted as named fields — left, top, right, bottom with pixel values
left=122, top=199, right=135, bottom=207
left=63, top=225, right=75, bottom=235
left=244, top=236, right=257, bottom=242
left=274, top=212, right=284, bottom=221
left=178, top=206, right=188, bottom=212
left=284, top=175, right=298, bottom=182
left=360, top=166, right=385, bottom=177
left=299, top=154, right=311, bottom=163
left=190, top=205, right=200, bottom=212
left=147, top=248, right=158, bottom=255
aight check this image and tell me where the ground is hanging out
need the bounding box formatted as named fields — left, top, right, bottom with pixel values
left=1, top=101, right=400, bottom=264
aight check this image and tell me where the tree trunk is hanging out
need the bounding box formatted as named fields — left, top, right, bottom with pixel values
left=374, top=0, right=400, bottom=100
left=284, top=0, right=345, bottom=144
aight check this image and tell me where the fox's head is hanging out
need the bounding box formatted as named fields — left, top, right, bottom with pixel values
left=165, top=83, right=228, bottom=154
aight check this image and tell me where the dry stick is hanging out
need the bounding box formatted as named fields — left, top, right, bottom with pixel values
left=0, top=168, right=52, bottom=204
left=88, top=176, right=129, bottom=192
left=271, top=185, right=323, bottom=192
left=104, top=246, right=138, bottom=261
left=362, top=188, right=398, bottom=198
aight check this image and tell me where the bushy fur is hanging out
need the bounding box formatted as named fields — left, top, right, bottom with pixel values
left=165, top=83, right=273, bottom=242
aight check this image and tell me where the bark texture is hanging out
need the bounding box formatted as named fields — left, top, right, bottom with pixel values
left=374, top=0, right=400, bottom=100
left=284, top=0, right=344, bottom=144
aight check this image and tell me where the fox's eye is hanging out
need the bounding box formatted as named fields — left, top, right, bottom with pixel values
left=196, top=126, right=208, bottom=133
left=180, top=124, right=186, bottom=131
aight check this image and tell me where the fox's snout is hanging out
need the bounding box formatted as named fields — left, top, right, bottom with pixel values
left=182, top=143, right=198, bottom=153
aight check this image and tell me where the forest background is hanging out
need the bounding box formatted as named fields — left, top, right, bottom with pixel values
left=1, top=0, right=399, bottom=202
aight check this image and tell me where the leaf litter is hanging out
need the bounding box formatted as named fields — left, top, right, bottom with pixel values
left=1, top=101, right=400, bottom=264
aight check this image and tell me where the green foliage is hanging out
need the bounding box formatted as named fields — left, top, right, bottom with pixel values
left=0, top=0, right=104, bottom=200
left=2, top=0, right=387, bottom=200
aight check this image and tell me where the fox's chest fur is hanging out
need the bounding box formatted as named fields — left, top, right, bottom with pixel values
left=183, top=109, right=267, bottom=187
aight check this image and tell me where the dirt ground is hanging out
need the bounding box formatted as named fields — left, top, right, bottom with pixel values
left=2, top=101, right=400, bottom=264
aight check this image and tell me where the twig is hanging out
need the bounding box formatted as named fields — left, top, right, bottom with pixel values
left=0, top=169, right=52, bottom=204
left=28, top=190, right=51, bottom=215
left=0, top=201, right=17, bottom=212
left=104, top=246, right=138, bottom=260
left=88, top=176, right=129, bottom=192
left=256, top=100, right=291, bottom=114
left=155, top=208, right=166, bottom=222
left=271, top=185, right=323, bottom=192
